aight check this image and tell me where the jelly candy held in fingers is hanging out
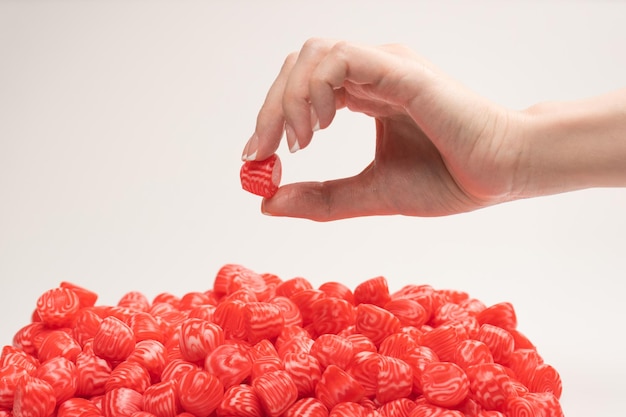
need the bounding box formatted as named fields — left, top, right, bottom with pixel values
left=240, top=153, right=281, bottom=198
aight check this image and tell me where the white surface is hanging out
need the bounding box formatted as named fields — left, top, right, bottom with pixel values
left=1, top=1, right=625, bottom=415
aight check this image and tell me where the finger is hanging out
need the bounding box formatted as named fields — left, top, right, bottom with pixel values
left=309, top=42, right=427, bottom=130
left=281, top=38, right=336, bottom=153
left=243, top=52, right=298, bottom=161
left=260, top=169, right=393, bottom=222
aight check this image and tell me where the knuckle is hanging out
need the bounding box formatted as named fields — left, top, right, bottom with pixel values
left=301, top=37, right=327, bottom=54
left=329, top=40, right=351, bottom=58
left=282, top=51, right=298, bottom=69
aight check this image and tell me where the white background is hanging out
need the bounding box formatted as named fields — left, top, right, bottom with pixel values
left=1, top=1, right=625, bottom=416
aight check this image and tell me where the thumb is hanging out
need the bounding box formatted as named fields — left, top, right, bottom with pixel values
left=260, top=170, right=390, bottom=222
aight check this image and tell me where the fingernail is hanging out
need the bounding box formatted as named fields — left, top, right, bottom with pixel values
left=285, top=124, right=300, bottom=153
left=310, top=107, right=320, bottom=132
left=261, top=200, right=273, bottom=216
left=243, top=133, right=259, bottom=161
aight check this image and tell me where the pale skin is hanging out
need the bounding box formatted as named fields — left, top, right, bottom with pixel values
left=241, top=39, right=626, bottom=221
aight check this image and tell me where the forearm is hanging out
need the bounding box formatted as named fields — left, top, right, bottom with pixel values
left=516, top=88, right=626, bottom=198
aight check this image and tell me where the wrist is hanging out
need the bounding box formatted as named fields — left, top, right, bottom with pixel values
left=515, top=90, right=626, bottom=198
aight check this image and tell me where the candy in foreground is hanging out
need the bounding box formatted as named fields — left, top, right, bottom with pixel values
left=240, top=154, right=282, bottom=198
left=2, top=265, right=564, bottom=417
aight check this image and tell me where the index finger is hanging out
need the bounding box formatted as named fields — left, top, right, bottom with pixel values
left=242, top=52, right=297, bottom=161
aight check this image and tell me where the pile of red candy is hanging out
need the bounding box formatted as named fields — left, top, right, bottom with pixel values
left=0, top=264, right=563, bottom=417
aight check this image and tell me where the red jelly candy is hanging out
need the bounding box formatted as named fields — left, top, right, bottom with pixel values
left=378, top=333, right=420, bottom=359
left=420, top=324, right=466, bottom=362
left=177, top=369, right=224, bottom=417
left=1, top=348, right=39, bottom=374
left=240, top=153, right=282, bottom=198
left=92, top=316, right=136, bottom=362
left=409, top=404, right=464, bottom=417
left=318, top=281, right=354, bottom=304
left=74, top=351, right=111, bottom=397
left=310, top=334, right=354, bottom=370
left=57, top=397, right=101, bottom=417
left=34, top=356, right=77, bottom=404
left=269, top=296, right=303, bottom=328
left=204, top=342, right=252, bottom=389
left=178, top=318, right=225, bottom=363
left=455, top=339, right=494, bottom=369
left=216, top=384, right=263, bottom=417
left=328, top=402, right=370, bottom=417
left=250, top=355, right=283, bottom=381
left=467, top=363, right=517, bottom=411
left=346, top=351, right=380, bottom=397
left=502, top=395, right=536, bottom=417
left=12, top=375, right=57, bottom=417
left=310, top=297, right=355, bottom=335
left=103, top=387, right=143, bottom=417
left=524, top=392, right=564, bottom=417
left=0, top=365, right=29, bottom=409
left=105, top=360, right=151, bottom=394
left=12, top=322, right=47, bottom=357
left=276, top=334, right=314, bottom=358
left=275, top=277, right=313, bottom=298
left=284, top=397, right=328, bottom=417
left=36, top=287, right=81, bottom=328
left=345, top=333, right=376, bottom=354
left=477, top=302, right=518, bottom=332
left=507, top=348, right=541, bottom=386
left=378, top=398, right=417, bottom=417
left=355, top=303, right=401, bottom=346
left=118, top=291, right=151, bottom=312
left=143, top=380, right=182, bottom=417
left=376, top=355, right=413, bottom=404
left=127, top=340, right=168, bottom=384
left=128, top=312, right=165, bottom=343
left=420, top=361, right=469, bottom=408
left=289, top=289, right=326, bottom=327
left=315, top=365, right=365, bottom=410
left=59, top=282, right=98, bottom=309
left=37, top=330, right=81, bottom=363
left=243, top=302, right=284, bottom=344
left=384, top=298, right=429, bottom=328
left=528, top=363, right=563, bottom=399
left=73, top=308, right=104, bottom=347
left=178, top=291, right=212, bottom=311
left=282, top=351, right=322, bottom=398
left=477, top=324, right=514, bottom=364
left=252, top=370, right=298, bottom=417
left=213, top=300, right=247, bottom=340
left=161, top=359, right=200, bottom=383
left=353, top=276, right=390, bottom=307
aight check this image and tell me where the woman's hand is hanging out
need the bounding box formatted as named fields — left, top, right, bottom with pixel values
left=241, top=38, right=625, bottom=221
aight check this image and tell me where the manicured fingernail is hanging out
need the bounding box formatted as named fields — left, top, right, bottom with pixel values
left=243, top=133, right=259, bottom=161
left=285, top=124, right=300, bottom=153
left=310, top=107, right=320, bottom=132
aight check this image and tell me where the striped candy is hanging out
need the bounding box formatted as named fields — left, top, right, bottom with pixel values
left=92, top=316, right=136, bottom=362
left=252, top=370, right=298, bottom=417
left=217, top=384, right=263, bottom=417
left=240, top=153, right=282, bottom=198
left=12, top=375, right=57, bottom=417
left=420, top=361, right=469, bottom=408
left=1, top=266, right=564, bottom=417
left=177, top=369, right=224, bottom=417
left=35, top=288, right=81, bottom=328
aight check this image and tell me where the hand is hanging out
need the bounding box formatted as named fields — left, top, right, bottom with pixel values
left=241, top=38, right=625, bottom=221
